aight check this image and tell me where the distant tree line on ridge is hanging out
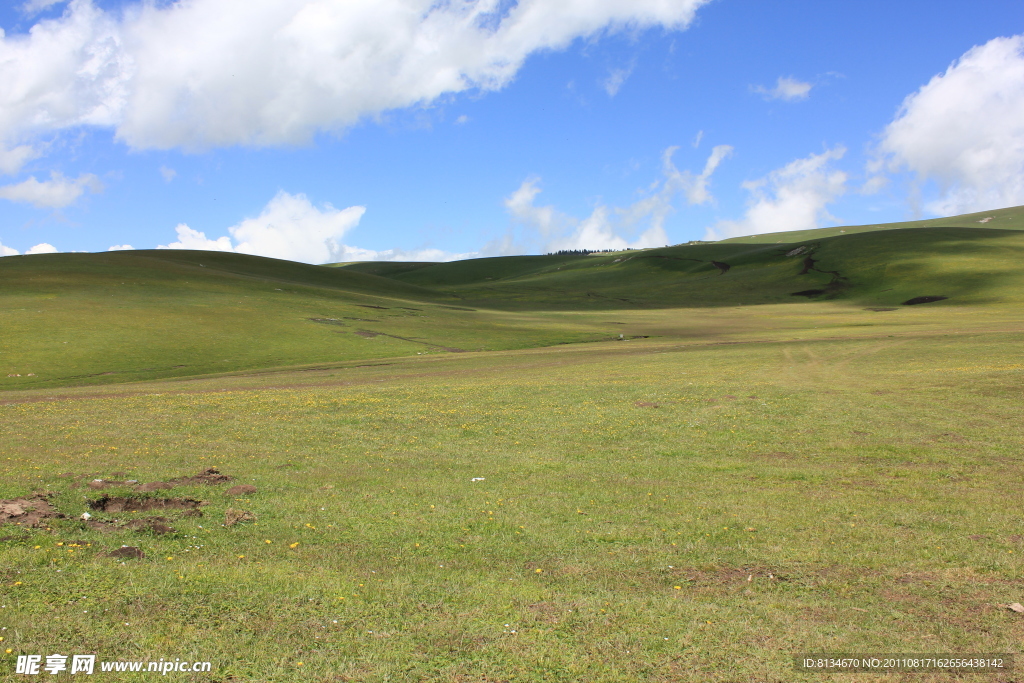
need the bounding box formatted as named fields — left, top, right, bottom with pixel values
left=547, top=248, right=637, bottom=256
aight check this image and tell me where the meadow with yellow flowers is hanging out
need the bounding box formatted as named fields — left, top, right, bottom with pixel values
left=2, top=211, right=1024, bottom=681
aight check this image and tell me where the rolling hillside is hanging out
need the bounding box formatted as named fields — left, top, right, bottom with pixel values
left=0, top=250, right=608, bottom=388
left=3, top=205, right=1023, bottom=388
left=341, top=225, right=1024, bottom=309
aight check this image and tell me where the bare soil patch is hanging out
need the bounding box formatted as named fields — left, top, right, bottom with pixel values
left=225, top=508, right=256, bottom=526
left=135, top=467, right=233, bottom=491
left=168, top=467, right=233, bottom=486
left=134, top=482, right=174, bottom=492
left=0, top=496, right=63, bottom=528
left=105, top=546, right=145, bottom=560
left=89, top=496, right=204, bottom=513
left=225, top=484, right=257, bottom=496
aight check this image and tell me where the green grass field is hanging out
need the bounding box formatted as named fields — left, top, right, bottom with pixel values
left=2, top=207, right=1024, bottom=681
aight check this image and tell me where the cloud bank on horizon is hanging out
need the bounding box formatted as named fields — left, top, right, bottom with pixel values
left=1, top=1, right=1022, bottom=262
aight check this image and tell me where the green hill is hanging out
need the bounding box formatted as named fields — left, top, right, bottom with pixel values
left=0, top=250, right=608, bottom=388
left=719, top=203, right=1024, bottom=244
left=3, top=205, right=1024, bottom=389
left=341, top=227, right=1024, bottom=310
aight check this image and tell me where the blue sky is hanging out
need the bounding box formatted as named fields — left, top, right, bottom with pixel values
left=1, top=0, right=1022, bottom=262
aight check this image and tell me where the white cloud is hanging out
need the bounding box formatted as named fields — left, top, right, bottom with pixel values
left=753, top=76, right=812, bottom=102
left=0, top=0, right=709, bottom=153
left=876, top=34, right=1024, bottom=215
left=329, top=244, right=475, bottom=263
left=602, top=65, right=633, bottom=97
left=706, top=146, right=847, bottom=240
left=229, top=190, right=365, bottom=263
left=21, top=0, right=67, bottom=15
left=0, top=144, right=38, bottom=175
left=0, top=0, right=126, bottom=156
left=503, top=177, right=565, bottom=237
left=507, top=144, right=731, bottom=251
left=157, top=190, right=472, bottom=263
left=454, top=114, right=469, bottom=125
left=692, top=130, right=703, bottom=148
left=159, top=166, right=176, bottom=182
left=159, top=224, right=235, bottom=252
left=680, top=144, right=733, bottom=205
left=0, top=171, right=102, bottom=208
left=26, top=242, right=58, bottom=254
left=0, top=241, right=20, bottom=256
left=108, top=244, right=134, bottom=251
left=159, top=190, right=362, bottom=263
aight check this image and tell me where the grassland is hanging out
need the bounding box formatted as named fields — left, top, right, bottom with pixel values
left=2, top=207, right=1024, bottom=681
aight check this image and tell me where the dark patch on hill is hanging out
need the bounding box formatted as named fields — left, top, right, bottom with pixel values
left=902, top=296, right=948, bottom=305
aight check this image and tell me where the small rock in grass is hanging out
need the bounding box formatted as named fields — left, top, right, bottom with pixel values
left=1007, top=603, right=1024, bottom=613
left=225, top=484, right=257, bottom=496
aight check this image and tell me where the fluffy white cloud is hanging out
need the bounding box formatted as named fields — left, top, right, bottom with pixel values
left=25, top=242, right=58, bottom=254
left=753, top=76, right=812, bottom=101
left=158, top=190, right=473, bottom=263
left=706, top=146, right=847, bottom=240
left=0, top=0, right=124, bottom=162
left=159, top=191, right=362, bottom=263
left=159, top=224, right=237, bottom=253
left=0, top=241, right=20, bottom=256
left=107, top=243, right=134, bottom=251
left=229, top=191, right=365, bottom=263
left=507, top=144, right=731, bottom=251
left=876, top=35, right=1024, bottom=215
left=0, top=171, right=101, bottom=208
left=0, top=0, right=709, bottom=153
left=503, top=177, right=565, bottom=238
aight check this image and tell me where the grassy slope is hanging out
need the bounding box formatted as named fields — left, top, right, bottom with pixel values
left=2, top=316, right=1023, bottom=681
left=3, top=206, right=1024, bottom=390
left=719, top=202, right=1024, bottom=244
left=2, top=207, right=1024, bottom=680
left=343, top=227, right=1024, bottom=309
left=0, top=251, right=609, bottom=390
